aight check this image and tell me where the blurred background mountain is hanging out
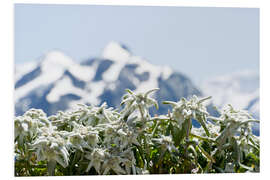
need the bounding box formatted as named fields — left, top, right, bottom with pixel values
left=14, top=4, right=259, bottom=135
left=14, top=42, right=259, bottom=135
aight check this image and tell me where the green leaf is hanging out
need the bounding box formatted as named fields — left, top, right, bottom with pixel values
left=162, top=101, right=178, bottom=107
left=198, top=145, right=215, bottom=163
left=144, top=88, right=159, bottom=98
left=197, top=115, right=210, bottom=137
left=198, top=96, right=212, bottom=104
left=171, top=126, right=183, bottom=147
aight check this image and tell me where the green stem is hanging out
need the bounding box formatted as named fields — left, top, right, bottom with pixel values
left=198, top=145, right=215, bottom=163
left=157, top=148, right=166, bottom=172
left=198, top=96, right=212, bottom=103
left=138, top=105, right=145, bottom=123
left=47, top=160, right=56, bottom=176
left=151, top=121, right=160, bottom=137
left=185, top=118, right=192, bottom=158
left=190, top=133, right=215, bottom=143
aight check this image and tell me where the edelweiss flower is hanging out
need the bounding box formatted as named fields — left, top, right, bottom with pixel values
left=164, top=95, right=211, bottom=136
left=32, top=132, right=69, bottom=168
left=152, top=135, right=177, bottom=152
left=215, top=105, right=259, bottom=146
left=120, top=88, right=159, bottom=122
left=68, top=133, right=86, bottom=151
left=85, top=148, right=107, bottom=174
left=102, top=155, right=126, bottom=175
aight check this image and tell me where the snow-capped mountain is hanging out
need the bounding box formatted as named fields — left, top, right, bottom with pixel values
left=201, top=71, right=259, bottom=134
left=15, top=42, right=201, bottom=117
left=14, top=42, right=260, bottom=135
left=201, top=70, right=259, bottom=117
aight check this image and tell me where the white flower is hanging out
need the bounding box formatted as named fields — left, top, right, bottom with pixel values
left=31, top=124, right=69, bottom=168
left=32, top=134, right=69, bottom=168
left=152, top=135, right=177, bottom=152
left=120, top=88, right=159, bottom=123
left=164, top=95, right=210, bottom=133
left=85, top=148, right=106, bottom=174
left=102, top=155, right=126, bottom=175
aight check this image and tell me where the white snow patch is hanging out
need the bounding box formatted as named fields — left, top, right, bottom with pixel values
left=101, top=42, right=132, bottom=82
left=201, top=70, right=259, bottom=111
left=85, top=81, right=106, bottom=105
left=15, top=70, right=63, bottom=102
left=41, top=50, right=96, bottom=82
left=69, top=64, right=97, bottom=82
left=15, top=51, right=71, bottom=101
left=161, top=66, right=173, bottom=80
left=15, top=50, right=98, bottom=102
left=47, top=77, right=80, bottom=103
left=102, top=41, right=130, bottom=63
left=41, top=50, right=74, bottom=68
left=15, top=61, right=38, bottom=81
left=129, top=56, right=161, bottom=94
left=46, top=76, right=105, bottom=107
left=102, top=42, right=172, bottom=85
left=102, top=62, right=125, bottom=82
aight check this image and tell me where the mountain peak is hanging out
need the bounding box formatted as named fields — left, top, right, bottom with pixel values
left=102, top=41, right=131, bottom=62
left=40, top=50, right=75, bottom=71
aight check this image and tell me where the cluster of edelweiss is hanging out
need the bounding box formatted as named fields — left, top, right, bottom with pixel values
left=14, top=89, right=260, bottom=175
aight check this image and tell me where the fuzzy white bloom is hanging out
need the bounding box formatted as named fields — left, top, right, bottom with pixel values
left=32, top=125, right=69, bottom=168
left=15, top=109, right=50, bottom=146
left=220, top=104, right=253, bottom=124
left=14, top=89, right=260, bottom=175
left=152, top=135, right=177, bottom=152
left=164, top=95, right=211, bottom=136
left=68, top=123, right=99, bottom=150
left=121, top=89, right=159, bottom=123
left=101, top=155, right=126, bottom=175
left=85, top=148, right=107, bottom=174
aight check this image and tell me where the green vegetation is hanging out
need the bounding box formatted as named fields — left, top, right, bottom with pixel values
left=14, top=89, right=259, bottom=176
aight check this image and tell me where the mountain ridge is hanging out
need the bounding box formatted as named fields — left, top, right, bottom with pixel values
left=14, top=42, right=259, bottom=135
left=15, top=42, right=201, bottom=116
left=201, top=70, right=259, bottom=118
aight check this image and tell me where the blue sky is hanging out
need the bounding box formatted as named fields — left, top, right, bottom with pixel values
left=14, top=4, right=259, bottom=84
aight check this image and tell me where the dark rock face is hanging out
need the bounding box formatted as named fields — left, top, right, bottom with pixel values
left=15, top=57, right=214, bottom=119
left=15, top=84, right=54, bottom=116
left=98, top=63, right=151, bottom=109
left=80, top=58, right=97, bottom=66
left=63, top=70, right=86, bottom=89
left=15, top=83, right=82, bottom=116
left=152, top=73, right=201, bottom=115
left=14, top=47, right=224, bottom=132
left=94, top=60, right=114, bottom=81
left=15, top=66, right=41, bottom=89
left=15, top=43, right=259, bottom=136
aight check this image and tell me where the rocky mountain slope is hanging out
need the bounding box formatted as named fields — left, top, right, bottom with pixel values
left=15, top=42, right=201, bottom=117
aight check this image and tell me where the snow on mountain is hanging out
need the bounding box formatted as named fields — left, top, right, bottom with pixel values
left=102, top=41, right=131, bottom=63
left=201, top=70, right=260, bottom=134
left=15, top=42, right=201, bottom=117
left=15, top=61, right=38, bottom=82
left=15, top=50, right=96, bottom=102
left=201, top=70, right=259, bottom=117
left=15, top=42, right=259, bottom=134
